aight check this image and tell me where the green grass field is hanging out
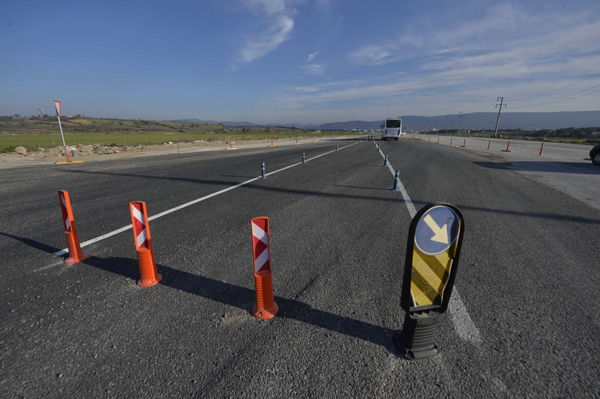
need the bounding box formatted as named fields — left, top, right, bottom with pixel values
left=0, top=116, right=354, bottom=151
left=0, top=132, right=351, bottom=149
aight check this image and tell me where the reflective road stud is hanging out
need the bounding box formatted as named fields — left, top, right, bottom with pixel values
left=383, top=154, right=388, bottom=166
left=392, top=171, right=400, bottom=191
left=58, top=190, right=89, bottom=264
left=393, top=203, right=464, bottom=360
left=261, top=162, right=266, bottom=179
left=130, top=201, right=162, bottom=287
left=251, top=217, right=278, bottom=319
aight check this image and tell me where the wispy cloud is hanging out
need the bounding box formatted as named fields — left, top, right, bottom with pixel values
left=241, top=15, right=295, bottom=62
left=307, top=51, right=319, bottom=62
left=302, top=64, right=324, bottom=75
left=238, top=0, right=295, bottom=63
left=293, top=86, right=320, bottom=93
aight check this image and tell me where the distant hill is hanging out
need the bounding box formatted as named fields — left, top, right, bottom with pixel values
left=172, top=118, right=256, bottom=127
left=299, top=111, right=600, bottom=131
left=172, top=111, right=600, bottom=131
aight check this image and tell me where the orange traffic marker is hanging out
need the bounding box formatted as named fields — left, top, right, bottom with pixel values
left=295, top=136, right=299, bottom=145
left=539, top=142, right=544, bottom=155
left=251, top=217, right=278, bottom=319
left=502, top=141, right=513, bottom=152
left=58, top=190, right=89, bottom=264
left=226, top=141, right=237, bottom=150
left=312, top=137, right=316, bottom=143
left=461, top=139, right=467, bottom=148
left=437, top=137, right=440, bottom=144
left=419, top=137, right=422, bottom=142
left=450, top=138, right=453, bottom=146
left=428, top=137, right=431, bottom=143
left=487, top=140, right=491, bottom=150
left=130, top=201, right=162, bottom=287
left=268, top=137, right=276, bottom=147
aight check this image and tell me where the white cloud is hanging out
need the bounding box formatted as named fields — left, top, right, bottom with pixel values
left=349, top=44, right=395, bottom=65
left=241, top=15, right=295, bottom=62
left=237, top=0, right=296, bottom=63
left=293, top=86, right=320, bottom=93
left=307, top=51, right=319, bottom=62
left=302, top=64, right=324, bottom=75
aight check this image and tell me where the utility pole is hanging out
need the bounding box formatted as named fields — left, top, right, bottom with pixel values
left=436, top=120, right=440, bottom=134
left=494, top=97, right=506, bottom=138
left=445, top=116, right=450, bottom=135
left=457, top=112, right=465, bottom=135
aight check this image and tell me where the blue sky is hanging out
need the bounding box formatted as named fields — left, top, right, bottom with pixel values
left=1, top=0, right=599, bottom=124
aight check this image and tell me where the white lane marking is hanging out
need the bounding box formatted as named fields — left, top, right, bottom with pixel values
left=377, top=144, right=483, bottom=345
left=448, top=290, right=482, bottom=344
left=376, top=148, right=417, bottom=217
left=53, top=146, right=348, bottom=256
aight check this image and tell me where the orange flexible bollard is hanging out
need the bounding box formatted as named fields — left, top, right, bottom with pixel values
left=487, top=140, right=491, bottom=150
left=428, top=137, right=431, bottom=143
left=539, top=143, right=544, bottom=155
left=437, top=137, right=440, bottom=144
left=461, top=139, right=467, bottom=148
left=130, top=202, right=162, bottom=287
left=251, top=217, right=278, bottom=319
left=58, top=190, right=89, bottom=264
left=502, top=141, right=513, bottom=152
left=450, top=138, right=453, bottom=146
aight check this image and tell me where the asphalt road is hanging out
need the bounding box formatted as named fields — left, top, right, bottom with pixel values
left=1, top=137, right=599, bottom=398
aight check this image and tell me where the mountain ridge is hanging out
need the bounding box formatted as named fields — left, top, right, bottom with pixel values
left=173, top=111, right=600, bottom=131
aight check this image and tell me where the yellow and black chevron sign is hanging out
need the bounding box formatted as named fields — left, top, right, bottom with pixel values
left=401, top=204, right=464, bottom=313
left=411, top=249, right=453, bottom=307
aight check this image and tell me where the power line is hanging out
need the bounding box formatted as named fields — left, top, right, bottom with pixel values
left=509, top=83, right=600, bottom=109
left=511, top=72, right=600, bottom=102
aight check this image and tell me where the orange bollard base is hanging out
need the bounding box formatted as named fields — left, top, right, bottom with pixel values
left=65, top=254, right=89, bottom=264
left=64, top=230, right=89, bottom=264
left=252, top=303, right=279, bottom=320
left=253, top=272, right=278, bottom=319
left=136, top=248, right=162, bottom=287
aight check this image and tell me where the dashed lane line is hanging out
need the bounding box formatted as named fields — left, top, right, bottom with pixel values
left=375, top=144, right=483, bottom=345
left=53, top=145, right=352, bottom=256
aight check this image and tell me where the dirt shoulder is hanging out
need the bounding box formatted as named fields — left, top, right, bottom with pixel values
left=0, top=136, right=362, bottom=169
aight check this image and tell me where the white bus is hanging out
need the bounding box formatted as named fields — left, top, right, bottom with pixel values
left=380, top=118, right=403, bottom=140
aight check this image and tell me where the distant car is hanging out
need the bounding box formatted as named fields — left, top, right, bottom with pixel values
left=591, top=143, right=600, bottom=165
left=381, top=118, right=402, bottom=140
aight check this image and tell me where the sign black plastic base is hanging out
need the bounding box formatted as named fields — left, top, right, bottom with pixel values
left=393, top=312, right=441, bottom=361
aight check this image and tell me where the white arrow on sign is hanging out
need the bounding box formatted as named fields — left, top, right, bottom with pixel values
left=424, top=215, right=448, bottom=244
